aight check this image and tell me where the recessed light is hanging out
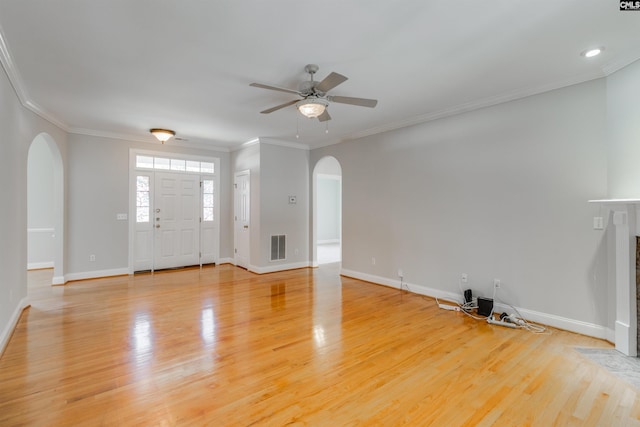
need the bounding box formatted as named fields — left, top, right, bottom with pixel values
left=581, top=47, right=604, bottom=58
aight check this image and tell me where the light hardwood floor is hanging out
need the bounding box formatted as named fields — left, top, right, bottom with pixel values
left=1, top=265, right=639, bottom=426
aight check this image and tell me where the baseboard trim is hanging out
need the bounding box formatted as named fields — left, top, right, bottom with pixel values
left=493, top=303, right=609, bottom=340
left=216, top=257, right=234, bottom=265
left=27, top=261, right=54, bottom=270
left=64, top=268, right=129, bottom=282
left=249, top=261, right=311, bottom=274
left=339, top=268, right=609, bottom=340
left=605, top=327, right=615, bottom=344
left=0, top=297, right=30, bottom=357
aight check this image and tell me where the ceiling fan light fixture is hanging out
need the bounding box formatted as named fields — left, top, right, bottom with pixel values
left=296, top=98, right=328, bottom=118
left=150, top=128, right=175, bottom=143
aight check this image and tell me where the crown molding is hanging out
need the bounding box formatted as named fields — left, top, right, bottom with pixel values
left=259, top=137, right=310, bottom=151
left=601, top=50, right=640, bottom=76
left=338, top=69, right=609, bottom=145
left=4, top=16, right=639, bottom=154
left=0, top=24, right=28, bottom=105
left=23, top=99, right=69, bottom=130
left=232, top=137, right=260, bottom=151
left=232, top=137, right=312, bottom=152
left=69, top=127, right=231, bottom=153
left=0, top=24, right=70, bottom=131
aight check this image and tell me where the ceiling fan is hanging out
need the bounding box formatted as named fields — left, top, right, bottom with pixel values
left=250, top=64, right=378, bottom=122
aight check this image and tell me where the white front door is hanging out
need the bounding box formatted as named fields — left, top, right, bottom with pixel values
left=234, top=171, right=250, bottom=269
left=154, top=172, right=200, bottom=270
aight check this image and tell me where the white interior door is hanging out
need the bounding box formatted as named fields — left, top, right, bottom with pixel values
left=154, top=172, right=200, bottom=270
left=234, top=171, right=250, bottom=269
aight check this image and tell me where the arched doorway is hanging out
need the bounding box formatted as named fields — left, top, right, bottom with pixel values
left=27, top=133, right=64, bottom=285
left=312, top=156, right=342, bottom=266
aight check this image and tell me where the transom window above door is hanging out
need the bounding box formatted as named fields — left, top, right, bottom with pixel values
left=135, top=155, right=215, bottom=174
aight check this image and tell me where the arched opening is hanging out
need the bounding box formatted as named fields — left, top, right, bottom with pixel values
left=27, top=133, right=64, bottom=285
left=312, top=156, right=342, bottom=266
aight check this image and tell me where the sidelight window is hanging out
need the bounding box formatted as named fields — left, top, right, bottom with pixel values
left=203, top=179, right=214, bottom=221
left=136, top=175, right=150, bottom=223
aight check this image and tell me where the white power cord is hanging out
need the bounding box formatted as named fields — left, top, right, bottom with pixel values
left=442, top=278, right=549, bottom=334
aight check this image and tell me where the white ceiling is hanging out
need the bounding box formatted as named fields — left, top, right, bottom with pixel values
left=0, top=1, right=639, bottom=150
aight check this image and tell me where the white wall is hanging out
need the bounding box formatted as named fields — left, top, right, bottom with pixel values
left=259, top=142, right=309, bottom=269
left=27, top=136, right=55, bottom=268
left=0, top=63, right=68, bottom=353
left=66, top=134, right=233, bottom=277
left=231, top=141, right=310, bottom=272
left=311, top=78, right=610, bottom=332
left=606, top=59, right=640, bottom=199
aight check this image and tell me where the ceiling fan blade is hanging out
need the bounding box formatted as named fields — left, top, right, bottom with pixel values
left=260, top=99, right=298, bottom=114
left=315, top=72, right=348, bottom=93
left=329, top=96, right=378, bottom=108
left=250, top=82, right=301, bottom=96
left=317, top=110, right=331, bottom=122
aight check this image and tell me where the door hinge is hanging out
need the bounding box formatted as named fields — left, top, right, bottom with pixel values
left=234, top=183, right=237, bottom=189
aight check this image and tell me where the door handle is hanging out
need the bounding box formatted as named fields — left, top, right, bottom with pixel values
left=156, top=224, right=160, bottom=228
left=244, top=225, right=249, bottom=229
left=155, top=208, right=161, bottom=213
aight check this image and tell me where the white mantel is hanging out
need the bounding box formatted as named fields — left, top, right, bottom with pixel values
left=589, top=199, right=640, bottom=356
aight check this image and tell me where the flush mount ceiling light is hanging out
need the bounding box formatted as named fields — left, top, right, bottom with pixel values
left=149, top=128, right=175, bottom=143
left=581, top=47, right=604, bottom=58
left=296, top=98, right=329, bottom=118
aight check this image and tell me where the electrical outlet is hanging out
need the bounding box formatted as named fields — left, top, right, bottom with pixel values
left=593, top=216, right=604, bottom=230
left=372, top=257, right=376, bottom=265
left=461, top=273, right=468, bottom=283
left=494, top=279, right=501, bottom=289
left=89, top=254, right=96, bottom=262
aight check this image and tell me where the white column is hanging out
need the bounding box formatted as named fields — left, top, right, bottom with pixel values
left=611, top=206, right=637, bottom=356
left=589, top=199, right=640, bottom=357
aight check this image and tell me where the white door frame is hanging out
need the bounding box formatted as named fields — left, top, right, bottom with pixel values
left=128, top=149, right=220, bottom=273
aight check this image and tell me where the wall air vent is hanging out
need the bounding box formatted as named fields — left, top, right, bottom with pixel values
left=271, top=235, right=286, bottom=261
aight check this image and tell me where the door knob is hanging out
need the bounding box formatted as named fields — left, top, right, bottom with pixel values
left=244, top=225, right=249, bottom=229
left=155, top=208, right=161, bottom=213
left=156, top=224, right=160, bottom=228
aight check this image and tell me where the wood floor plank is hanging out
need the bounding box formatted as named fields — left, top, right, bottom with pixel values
left=1, top=265, right=639, bottom=426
